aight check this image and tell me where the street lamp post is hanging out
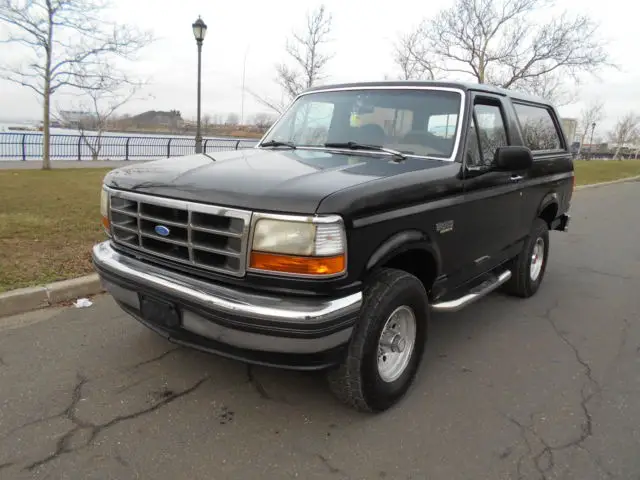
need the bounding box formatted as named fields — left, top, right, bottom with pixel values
left=192, top=16, right=207, bottom=154
left=589, top=122, right=596, bottom=160
left=241, top=46, right=249, bottom=125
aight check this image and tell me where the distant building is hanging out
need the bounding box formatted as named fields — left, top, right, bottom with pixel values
left=128, top=110, right=183, bottom=129
left=59, top=110, right=97, bottom=128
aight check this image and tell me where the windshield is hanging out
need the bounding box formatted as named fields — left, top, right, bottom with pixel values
left=260, top=88, right=463, bottom=159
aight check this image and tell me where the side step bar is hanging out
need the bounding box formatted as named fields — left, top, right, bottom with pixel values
left=431, top=270, right=512, bottom=313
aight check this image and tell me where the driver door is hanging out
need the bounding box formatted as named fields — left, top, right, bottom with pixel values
left=461, top=95, right=523, bottom=279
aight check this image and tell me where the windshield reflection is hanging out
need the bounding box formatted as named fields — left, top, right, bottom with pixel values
left=261, top=88, right=463, bottom=159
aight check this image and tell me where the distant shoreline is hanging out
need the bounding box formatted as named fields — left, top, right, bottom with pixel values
left=0, top=122, right=266, bottom=139
left=101, top=126, right=265, bottom=139
left=0, top=123, right=261, bottom=161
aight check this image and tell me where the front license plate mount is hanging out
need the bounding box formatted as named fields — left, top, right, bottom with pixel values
left=139, top=295, right=181, bottom=329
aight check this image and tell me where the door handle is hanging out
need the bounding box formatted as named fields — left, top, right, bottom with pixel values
left=510, top=175, right=524, bottom=181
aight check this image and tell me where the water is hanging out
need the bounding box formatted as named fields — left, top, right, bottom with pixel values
left=0, top=123, right=259, bottom=161
left=0, top=122, right=223, bottom=137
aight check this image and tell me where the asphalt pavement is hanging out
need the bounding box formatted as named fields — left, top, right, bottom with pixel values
left=1, top=181, right=639, bottom=480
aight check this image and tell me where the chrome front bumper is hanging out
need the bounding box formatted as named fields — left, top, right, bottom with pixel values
left=92, top=241, right=362, bottom=369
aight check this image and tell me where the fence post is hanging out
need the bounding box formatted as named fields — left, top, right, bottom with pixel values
left=125, top=137, right=130, bottom=160
left=235, top=140, right=240, bottom=150
left=203, top=139, right=208, bottom=154
left=166, top=138, right=172, bottom=158
left=21, top=134, right=27, bottom=161
left=77, top=136, right=82, bottom=161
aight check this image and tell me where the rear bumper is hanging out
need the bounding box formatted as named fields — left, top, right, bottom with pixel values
left=92, top=241, right=362, bottom=370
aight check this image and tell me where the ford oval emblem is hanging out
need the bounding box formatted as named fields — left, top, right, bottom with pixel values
left=155, top=225, right=170, bottom=237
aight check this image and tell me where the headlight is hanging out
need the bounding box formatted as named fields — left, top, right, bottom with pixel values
left=249, top=214, right=346, bottom=277
left=100, top=187, right=110, bottom=235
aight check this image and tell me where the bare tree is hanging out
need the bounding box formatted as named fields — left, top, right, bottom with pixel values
left=247, top=88, right=287, bottom=115
left=70, top=68, right=145, bottom=160
left=577, top=100, right=605, bottom=157
left=394, top=0, right=610, bottom=99
left=393, top=30, right=437, bottom=80
left=0, top=0, right=153, bottom=169
left=252, top=112, right=276, bottom=130
left=252, top=4, right=333, bottom=113
left=277, top=4, right=333, bottom=98
left=609, top=113, right=639, bottom=160
left=521, top=72, right=577, bottom=107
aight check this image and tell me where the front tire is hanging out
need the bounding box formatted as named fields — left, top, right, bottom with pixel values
left=503, top=218, right=550, bottom=298
left=327, top=268, right=429, bottom=413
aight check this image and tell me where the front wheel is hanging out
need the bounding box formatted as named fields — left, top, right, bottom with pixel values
left=503, top=218, right=550, bottom=298
left=327, top=268, right=429, bottom=413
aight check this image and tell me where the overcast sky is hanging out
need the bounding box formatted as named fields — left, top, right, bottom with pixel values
left=1, top=0, right=639, bottom=136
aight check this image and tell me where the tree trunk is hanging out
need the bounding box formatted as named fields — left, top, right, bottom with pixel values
left=42, top=86, right=51, bottom=170
left=477, top=56, right=485, bottom=83
left=613, top=145, right=622, bottom=161
left=576, top=131, right=587, bottom=157
left=42, top=7, right=53, bottom=171
left=93, top=131, right=102, bottom=161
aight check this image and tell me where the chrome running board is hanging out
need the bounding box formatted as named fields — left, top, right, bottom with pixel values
left=431, top=270, right=512, bottom=313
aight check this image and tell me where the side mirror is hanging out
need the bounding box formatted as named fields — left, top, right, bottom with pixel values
left=494, top=146, right=533, bottom=171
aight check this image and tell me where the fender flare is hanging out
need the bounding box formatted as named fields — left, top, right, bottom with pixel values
left=365, top=229, right=442, bottom=278
left=537, top=192, right=559, bottom=218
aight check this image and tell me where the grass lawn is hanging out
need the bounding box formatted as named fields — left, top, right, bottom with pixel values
left=574, top=159, right=640, bottom=186
left=1, top=159, right=640, bottom=292
left=0, top=168, right=111, bottom=293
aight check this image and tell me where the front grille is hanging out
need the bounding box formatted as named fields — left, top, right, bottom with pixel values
left=107, top=189, right=252, bottom=277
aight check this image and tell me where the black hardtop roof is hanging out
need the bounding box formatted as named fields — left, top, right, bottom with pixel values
left=302, top=80, right=551, bottom=106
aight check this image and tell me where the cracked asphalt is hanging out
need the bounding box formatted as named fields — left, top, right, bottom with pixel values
left=1, top=181, right=639, bottom=480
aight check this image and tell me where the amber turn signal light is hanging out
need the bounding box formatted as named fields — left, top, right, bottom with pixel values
left=101, top=216, right=110, bottom=230
left=250, top=252, right=345, bottom=276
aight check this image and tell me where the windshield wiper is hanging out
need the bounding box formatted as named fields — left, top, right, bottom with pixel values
left=324, top=141, right=407, bottom=160
left=260, top=140, right=297, bottom=149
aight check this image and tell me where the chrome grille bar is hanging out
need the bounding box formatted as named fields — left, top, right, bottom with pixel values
left=187, top=210, right=194, bottom=263
left=107, top=188, right=252, bottom=277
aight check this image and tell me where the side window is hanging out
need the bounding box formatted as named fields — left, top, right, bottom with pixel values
left=513, top=103, right=562, bottom=151
left=472, top=103, right=508, bottom=166
left=466, top=116, right=482, bottom=167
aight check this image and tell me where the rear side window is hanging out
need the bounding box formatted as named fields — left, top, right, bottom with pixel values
left=513, top=103, right=563, bottom=151
left=427, top=114, right=458, bottom=139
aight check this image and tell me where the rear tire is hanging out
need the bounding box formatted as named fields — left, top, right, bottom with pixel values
left=327, top=268, right=429, bottom=413
left=503, top=218, right=549, bottom=298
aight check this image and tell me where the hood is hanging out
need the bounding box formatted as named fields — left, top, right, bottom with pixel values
left=104, top=147, right=449, bottom=214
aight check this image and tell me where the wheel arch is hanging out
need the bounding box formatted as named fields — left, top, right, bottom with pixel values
left=364, top=229, right=441, bottom=295
left=537, top=192, right=559, bottom=228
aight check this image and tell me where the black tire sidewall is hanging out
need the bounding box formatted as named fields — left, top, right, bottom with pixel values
left=522, top=219, right=550, bottom=295
left=359, top=274, right=428, bottom=411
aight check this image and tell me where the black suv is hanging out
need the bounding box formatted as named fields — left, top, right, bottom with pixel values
left=93, top=81, right=573, bottom=412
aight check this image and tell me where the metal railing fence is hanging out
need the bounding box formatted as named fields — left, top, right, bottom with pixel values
left=3, top=132, right=637, bottom=161
left=0, top=132, right=260, bottom=161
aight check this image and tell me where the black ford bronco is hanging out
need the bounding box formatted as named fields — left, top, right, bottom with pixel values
left=93, top=81, right=573, bottom=412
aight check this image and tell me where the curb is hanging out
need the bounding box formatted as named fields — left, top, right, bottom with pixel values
left=0, top=274, right=104, bottom=318
left=575, top=175, right=640, bottom=190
